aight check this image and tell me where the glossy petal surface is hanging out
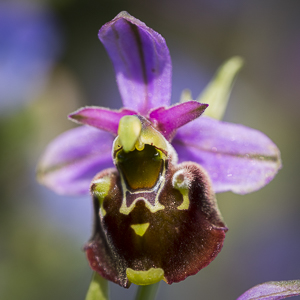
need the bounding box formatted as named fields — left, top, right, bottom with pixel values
left=149, top=101, right=208, bottom=140
left=99, top=11, right=172, bottom=114
left=173, top=116, right=281, bottom=194
left=69, top=107, right=136, bottom=136
left=37, top=126, right=114, bottom=195
left=237, top=280, right=300, bottom=300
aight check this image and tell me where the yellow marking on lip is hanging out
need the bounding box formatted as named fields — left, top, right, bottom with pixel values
left=119, top=195, right=165, bottom=215
left=130, top=223, right=150, bottom=236
left=92, top=176, right=111, bottom=217
left=126, top=267, right=164, bottom=285
left=176, top=189, right=190, bottom=210
left=172, top=170, right=190, bottom=210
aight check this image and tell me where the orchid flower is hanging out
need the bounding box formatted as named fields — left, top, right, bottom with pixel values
left=37, top=12, right=281, bottom=289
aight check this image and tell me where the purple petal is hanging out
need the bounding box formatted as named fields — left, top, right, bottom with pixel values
left=149, top=101, right=208, bottom=140
left=99, top=11, right=172, bottom=115
left=69, top=106, right=136, bottom=135
left=173, top=116, right=281, bottom=194
left=237, top=280, right=300, bottom=300
left=37, top=126, right=114, bottom=195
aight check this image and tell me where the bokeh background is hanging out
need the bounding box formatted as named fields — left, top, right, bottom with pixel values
left=1, top=0, right=300, bottom=299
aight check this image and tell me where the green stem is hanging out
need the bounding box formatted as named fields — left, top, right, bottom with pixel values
left=85, top=272, right=109, bottom=300
left=135, top=283, right=160, bottom=300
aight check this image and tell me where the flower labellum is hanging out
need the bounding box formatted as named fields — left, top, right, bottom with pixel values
left=37, top=11, right=281, bottom=289
left=85, top=115, right=227, bottom=287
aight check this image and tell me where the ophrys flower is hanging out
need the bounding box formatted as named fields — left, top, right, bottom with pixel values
left=37, top=11, right=281, bottom=288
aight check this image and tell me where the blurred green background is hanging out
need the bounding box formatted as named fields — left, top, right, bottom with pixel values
left=1, top=0, right=300, bottom=299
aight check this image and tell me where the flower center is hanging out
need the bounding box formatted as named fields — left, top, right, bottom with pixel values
left=116, top=144, right=164, bottom=190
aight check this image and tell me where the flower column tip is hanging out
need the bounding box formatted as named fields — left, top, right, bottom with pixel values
left=118, top=115, right=142, bottom=152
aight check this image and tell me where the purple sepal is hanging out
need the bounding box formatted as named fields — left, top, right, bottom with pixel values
left=37, top=126, right=114, bottom=195
left=149, top=101, right=208, bottom=140
left=98, top=11, right=172, bottom=115
left=237, top=280, right=300, bottom=300
left=68, top=106, right=136, bottom=135
left=173, top=116, right=281, bottom=194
